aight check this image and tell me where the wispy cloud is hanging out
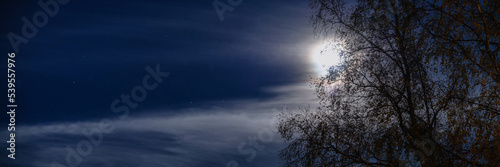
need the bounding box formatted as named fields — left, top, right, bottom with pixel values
left=1, top=84, right=318, bottom=167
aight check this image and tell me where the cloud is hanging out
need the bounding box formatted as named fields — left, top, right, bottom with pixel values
left=14, top=0, right=320, bottom=123
left=1, top=84, right=319, bottom=167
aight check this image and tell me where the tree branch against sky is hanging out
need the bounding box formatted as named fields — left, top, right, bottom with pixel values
left=279, top=0, right=500, bottom=166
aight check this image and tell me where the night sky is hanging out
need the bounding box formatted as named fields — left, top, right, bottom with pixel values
left=0, top=0, right=326, bottom=166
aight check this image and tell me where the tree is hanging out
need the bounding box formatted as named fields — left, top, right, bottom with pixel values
left=423, top=0, right=500, bottom=165
left=278, top=0, right=500, bottom=166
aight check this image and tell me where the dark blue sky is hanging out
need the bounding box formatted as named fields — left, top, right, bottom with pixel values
left=1, top=0, right=323, bottom=166
left=2, top=0, right=315, bottom=124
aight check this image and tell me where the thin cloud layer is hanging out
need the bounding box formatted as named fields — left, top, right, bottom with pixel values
left=1, top=84, right=318, bottom=167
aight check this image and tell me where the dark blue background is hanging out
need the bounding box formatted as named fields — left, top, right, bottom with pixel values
left=0, top=0, right=316, bottom=166
left=1, top=0, right=311, bottom=124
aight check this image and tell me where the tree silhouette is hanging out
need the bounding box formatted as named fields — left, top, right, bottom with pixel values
left=278, top=0, right=500, bottom=166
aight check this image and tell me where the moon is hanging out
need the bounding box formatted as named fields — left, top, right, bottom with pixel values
left=310, top=42, right=341, bottom=76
